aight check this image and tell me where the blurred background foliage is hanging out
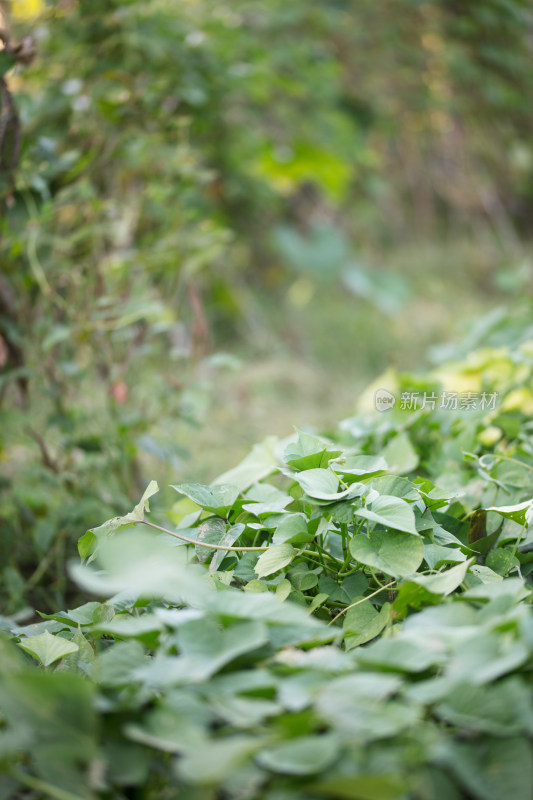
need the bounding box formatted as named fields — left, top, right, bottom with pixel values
left=1, top=0, right=533, bottom=611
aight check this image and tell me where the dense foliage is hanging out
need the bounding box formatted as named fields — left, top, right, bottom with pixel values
left=2, top=313, right=533, bottom=799
left=2, top=0, right=533, bottom=611
left=2, top=3, right=533, bottom=795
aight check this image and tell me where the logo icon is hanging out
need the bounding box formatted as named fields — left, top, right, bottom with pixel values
left=375, top=389, right=396, bottom=412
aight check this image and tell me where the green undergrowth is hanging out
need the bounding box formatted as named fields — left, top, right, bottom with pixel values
left=3, top=318, right=533, bottom=799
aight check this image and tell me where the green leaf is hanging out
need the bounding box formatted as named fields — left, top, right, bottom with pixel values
left=486, top=498, right=533, bottom=527
left=467, top=564, right=503, bottom=584
left=272, top=513, right=313, bottom=544
left=354, top=495, right=418, bottom=535
left=0, top=638, right=26, bottom=674
left=317, top=674, right=420, bottom=737
left=92, top=614, right=163, bottom=638
left=70, top=530, right=207, bottom=606
left=496, top=460, right=533, bottom=489
left=170, top=483, right=240, bottom=515
left=135, top=620, right=269, bottom=687
left=257, top=734, right=339, bottom=775
left=80, top=481, right=159, bottom=561
left=38, top=601, right=103, bottom=627
left=392, top=582, right=442, bottom=615
left=94, top=640, right=147, bottom=687
left=204, top=590, right=329, bottom=628
left=440, top=737, right=533, bottom=800
left=394, top=566, right=470, bottom=614
left=445, top=631, right=529, bottom=685
left=316, top=672, right=403, bottom=705
left=275, top=579, right=292, bottom=600
left=211, top=436, right=278, bottom=491
left=485, top=548, right=518, bottom=576
left=369, top=475, right=419, bottom=501
left=177, top=618, right=269, bottom=678
left=244, top=578, right=268, bottom=592
left=414, top=477, right=455, bottom=510
left=17, top=631, right=79, bottom=667
left=296, top=468, right=345, bottom=500
left=350, top=530, right=424, bottom=577
left=125, top=705, right=206, bottom=755
left=356, top=637, right=443, bottom=673
left=410, top=558, right=474, bottom=595
left=462, top=577, right=530, bottom=602
left=254, top=544, right=296, bottom=578
left=0, top=670, right=97, bottom=797
left=244, top=483, right=288, bottom=504
left=77, top=530, right=96, bottom=562
left=424, top=544, right=467, bottom=570
left=290, top=565, right=319, bottom=591
left=9, top=771, right=91, bottom=800
left=308, top=592, right=329, bottom=614
left=296, top=468, right=364, bottom=502
left=59, top=630, right=95, bottom=673
left=435, top=678, right=533, bottom=736
left=284, top=430, right=341, bottom=470
left=131, top=480, right=159, bottom=519
left=381, top=432, right=419, bottom=474
left=210, top=523, right=246, bottom=571
left=340, top=574, right=369, bottom=602
left=208, top=693, right=282, bottom=727
left=332, top=455, right=388, bottom=482
left=176, top=736, right=263, bottom=785
left=195, top=517, right=227, bottom=563
left=313, top=773, right=409, bottom=800
left=343, top=601, right=392, bottom=650
left=242, top=492, right=292, bottom=517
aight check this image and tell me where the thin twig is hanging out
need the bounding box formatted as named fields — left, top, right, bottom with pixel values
left=328, top=580, right=396, bottom=626
left=26, top=426, right=60, bottom=472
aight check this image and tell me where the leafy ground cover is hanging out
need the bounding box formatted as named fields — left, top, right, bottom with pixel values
left=2, top=313, right=533, bottom=799
left=3, top=3, right=533, bottom=795
left=3, top=0, right=533, bottom=614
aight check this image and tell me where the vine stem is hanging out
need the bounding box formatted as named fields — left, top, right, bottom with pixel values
left=142, top=519, right=269, bottom=551
left=315, top=541, right=343, bottom=567
left=329, top=463, right=350, bottom=490
left=142, top=519, right=350, bottom=568
left=328, top=580, right=396, bottom=626
left=509, top=522, right=527, bottom=561
left=488, top=454, right=533, bottom=474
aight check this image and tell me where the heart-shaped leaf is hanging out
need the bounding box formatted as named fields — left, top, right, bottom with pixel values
left=171, top=483, right=240, bottom=515
left=350, top=530, right=424, bottom=578
left=284, top=430, right=341, bottom=471
left=296, top=469, right=357, bottom=501
left=354, top=495, right=418, bottom=535
left=18, top=631, right=79, bottom=667
left=486, top=499, right=533, bottom=527
left=254, top=544, right=296, bottom=578
left=79, top=481, right=159, bottom=562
